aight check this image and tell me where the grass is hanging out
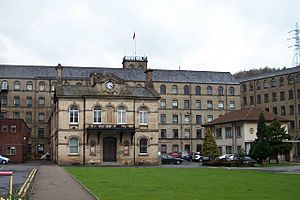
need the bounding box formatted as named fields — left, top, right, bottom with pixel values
left=66, top=167, right=300, bottom=200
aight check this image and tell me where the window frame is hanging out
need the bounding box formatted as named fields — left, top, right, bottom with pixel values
left=69, top=138, right=79, bottom=155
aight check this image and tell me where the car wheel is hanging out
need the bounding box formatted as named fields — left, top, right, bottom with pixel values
left=1, top=160, right=8, bottom=165
left=176, top=160, right=181, bottom=165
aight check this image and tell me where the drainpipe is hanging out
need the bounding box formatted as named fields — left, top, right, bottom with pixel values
left=133, top=98, right=136, bottom=165
left=83, top=96, right=86, bottom=165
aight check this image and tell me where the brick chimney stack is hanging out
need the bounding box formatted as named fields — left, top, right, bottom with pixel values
left=55, top=63, right=63, bottom=85
left=145, top=69, right=153, bottom=88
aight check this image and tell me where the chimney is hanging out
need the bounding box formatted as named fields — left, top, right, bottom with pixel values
left=144, top=69, right=153, bottom=88
left=55, top=63, right=63, bottom=85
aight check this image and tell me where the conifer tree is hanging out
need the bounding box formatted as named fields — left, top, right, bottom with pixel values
left=202, top=128, right=219, bottom=159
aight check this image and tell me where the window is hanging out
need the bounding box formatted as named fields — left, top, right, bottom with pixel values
left=184, top=115, right=190, bottom=124
left=243, top=96, right=247, bottom=106
left=160, top=144, right=167, bottom=153
left=249, top=82, right=254, bottom=91
left=250, top=96, right=254, bottom=105
left=184, top=129, right=190, bottom=138
left=69, top=138, right=79, bottom=154
left=172, top=115, right=178, bottom=124
left=6, top=147, right=16, bottom=155
left=196, top=115, right=202, bottom=124
left=196, top=144, right=202, bottom=152
left=172, top=100, right=178, bottom=109
left=51, top=82, right=56, bottom=92
left=207, top=86, right=212, bottom=95
left=26, top=81, right=33, bottom=91
left=289, top=105, right=295, bottom=115
left=242, top=84, right=247, bottom=92
left=288, top=75, right=294, bottom=84
left=14, top=96, right=20, bottom=107
left=272, top=92, right=277, bottom=102
left=184, top=100, right=190, bottom=109
left=218, top=86, right=224, bottom=95
left=38, top=128, right=45, bottom=138
left=196, top=129, right=202, bottom=138
left=216, top=128, right=222, bottom=138
left=160, top=85, right=166, bottom=94
left=26, top=112, right=32, bottom=123
left=117, top=107, right=126, bottom=124
left=140, top=138, right=148, bottom=153
left=281, top=106, right=286, bottom=115
left=0, top=112, right=5, bottom=119
left=184, top=144, right=191, bottom=153
left=13, top=112, right=20, bottom=119
left=139, top=109, right=148, bottom=125
left=298, top=89, right=300, bottom=99
left=263, top=80, right=269, bottom=88
left=93, top=106, right=102, bottom=124
left=173, top=144, right=179, bottom=153
left=229, top=101, right=235, bottom=110
left=256, top=95, right=261, bottom=104
left=236, top=126, right=241, bottom=137
left=64, top=82, right=70, bottom=86
left=1, top=96, right=7, bottom=107
left=69, top=105, right=79, bottom=124
left=76, top=82, right=82, bottom=86
left=195, top=100, right=201, bottom=109
left=298, top=105, right=300, bottom=113
left=207, top=115, right=213, bottom=123
left=280, top=91, right=285, bottom=101
left=225, top=127, right=232, bottom=137
left=25, top=97, right=32, bottom=107
left=207, top=100, right=213, bottom=109
left=290, top=121, right=295, bottom=130
left=160, top=114, right=166, bottom=124
left=160, top=99, right=166, bottom=109
left=38, top=112, right=45, bottom=123
left=265, top=107, right=269, bottom=112
left=279, top=77, right=284, bottom=86
left=1, top=80, right=8, bottom=90
left=229, top=87, right=235, bottom=96
left=172, top=85, right=178, bottom=94
left=271, top=78, right=277, bottom=87
left=160, top=129, right=167, bottom=138
left=2, top=125, right=8, bottom=132
left=273, top=107, right=278, bottom=115
left=264, top=93, right=269, bottom=103
left=195, top=86, right=201, bottom=95
left=184, top=85, right=190, bottom=95
left=296, top=74, right=300, bottom=83
left=14, top=81, right=21, bottom=90
left=256, top=81, right=261, bottom=90
left=39, top=81, right=45, bottom=91
left=37, top=144, right=44, bottom=154
left=226, top=146, right=232, bottom=154
left=173, top=129, right=178, bottom=138
left=218, top=101, right=224, bottom=110
left=289, top=89, right=294, bottom=99
left=38, top=97, right=45, bottom=107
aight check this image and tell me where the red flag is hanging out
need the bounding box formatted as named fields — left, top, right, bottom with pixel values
left=133, top=32, right=135, bottom=40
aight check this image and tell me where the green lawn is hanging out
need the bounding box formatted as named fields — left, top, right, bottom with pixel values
left=66, top=167, right=300, bottom=200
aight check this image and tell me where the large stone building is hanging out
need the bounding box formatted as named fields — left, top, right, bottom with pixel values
left=239, top=66, right=300, bottom=157
left=0, top=56, right=240, bottom=164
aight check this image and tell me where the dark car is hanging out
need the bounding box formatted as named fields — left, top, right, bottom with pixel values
left=242, top=156, right=257, bottom=166
left=161, top=154, right=183, bottom=165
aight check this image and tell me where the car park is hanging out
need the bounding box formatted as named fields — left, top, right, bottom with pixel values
left=161, top=154, right=183, bottom=165
left=0, top=155, right=10, bottom=164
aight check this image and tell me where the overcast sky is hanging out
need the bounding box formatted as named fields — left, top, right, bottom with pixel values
left=0, top=0, right=299, bottom=73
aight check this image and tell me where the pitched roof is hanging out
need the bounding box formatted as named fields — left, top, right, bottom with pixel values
left=0, top=64, right=238, bottom=84
left=205, top=107, right=291, bottom=126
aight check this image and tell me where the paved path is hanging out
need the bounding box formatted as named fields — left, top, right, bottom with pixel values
left=31, top=165, right=96, bottom=200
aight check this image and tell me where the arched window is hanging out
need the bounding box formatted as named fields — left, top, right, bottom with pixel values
left=207, top=86, right=212, bottom=95
left=69, top=105, right=79, bottom=124
left=256, top=81, right=261, bottom=90
left=139, top=108, right=148, bottom=125
left=160, top=85, right=166, bottom=94
left=140, top=138, right=148, bottom=153
left=14, top=81, right=21, bottom=91
left=93, top=106, right=101, bottom=124
left=172, top=85, right=178, bottom=94
left=76, top=82, right=82, bottom=86
left=39, top=81, right=45, bottom=91
left=184, top=85, right=190, bottom=95
left=195, top=86, right=201, bottom=95
left=263, top=80, right=269, bottom=88
left=271, top=78, right=277, bottom=87
left=249, top=82, right=254, bottom=91
left=279, top=77, right=284, bottom=86
left=218, top=86, right=224, bottom=95
left=117, top=106, right=126, bottom=124
left=1, top=80, right=8, bottom=90
left=229, top=87, right=235, bottom=96
left=51, top=82, right=57, bottom=92
left=64, top=82, right=70, bottom=86
left=26, top=81, right=33, bottom=91
left=69, top=138, right=79, bottom=154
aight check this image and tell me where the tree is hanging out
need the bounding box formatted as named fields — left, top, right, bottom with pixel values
left=202, top=128, right=219, bottom=159
left=256, top=113, right=268, bottom=141
left=267, top=119, right=292, bottom=163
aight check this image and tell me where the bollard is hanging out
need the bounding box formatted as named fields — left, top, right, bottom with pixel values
left=0, top=171, right=13, bottom=199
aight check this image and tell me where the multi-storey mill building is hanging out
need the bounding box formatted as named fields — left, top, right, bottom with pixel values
left=0, top=56, right=240, bottom=162
left=239, top=66, right=300, bottom=158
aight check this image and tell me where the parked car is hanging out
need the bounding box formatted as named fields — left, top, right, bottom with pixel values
left=0, top=155, right=10, bottom=164
left=191, top=152, right=203, bottom=162
left=242, top=156, right=257, bottom=166
left=161, top=154, right=183, bottom=165
left=218, top=154, right=235, bottom=160
left=168, top=152, right=181, bottom=158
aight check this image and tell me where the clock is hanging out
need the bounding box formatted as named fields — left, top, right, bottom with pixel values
left=105, top=81, right=115, bottom=90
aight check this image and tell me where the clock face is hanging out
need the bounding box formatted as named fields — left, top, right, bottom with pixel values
left=105, top=81, right=115, bottom=90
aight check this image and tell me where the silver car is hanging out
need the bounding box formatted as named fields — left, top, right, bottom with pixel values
left=0, top=155, right=10, bottom=164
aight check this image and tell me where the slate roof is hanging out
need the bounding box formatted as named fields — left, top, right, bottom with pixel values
left=204, top=107, right=290, bottom=126
left=238, top=65, right=300, bottom=82
left=0, top=64, right=238, bottom=84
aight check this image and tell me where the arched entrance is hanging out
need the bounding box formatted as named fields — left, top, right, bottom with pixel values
left=103, top=137, right=117, bottom=162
